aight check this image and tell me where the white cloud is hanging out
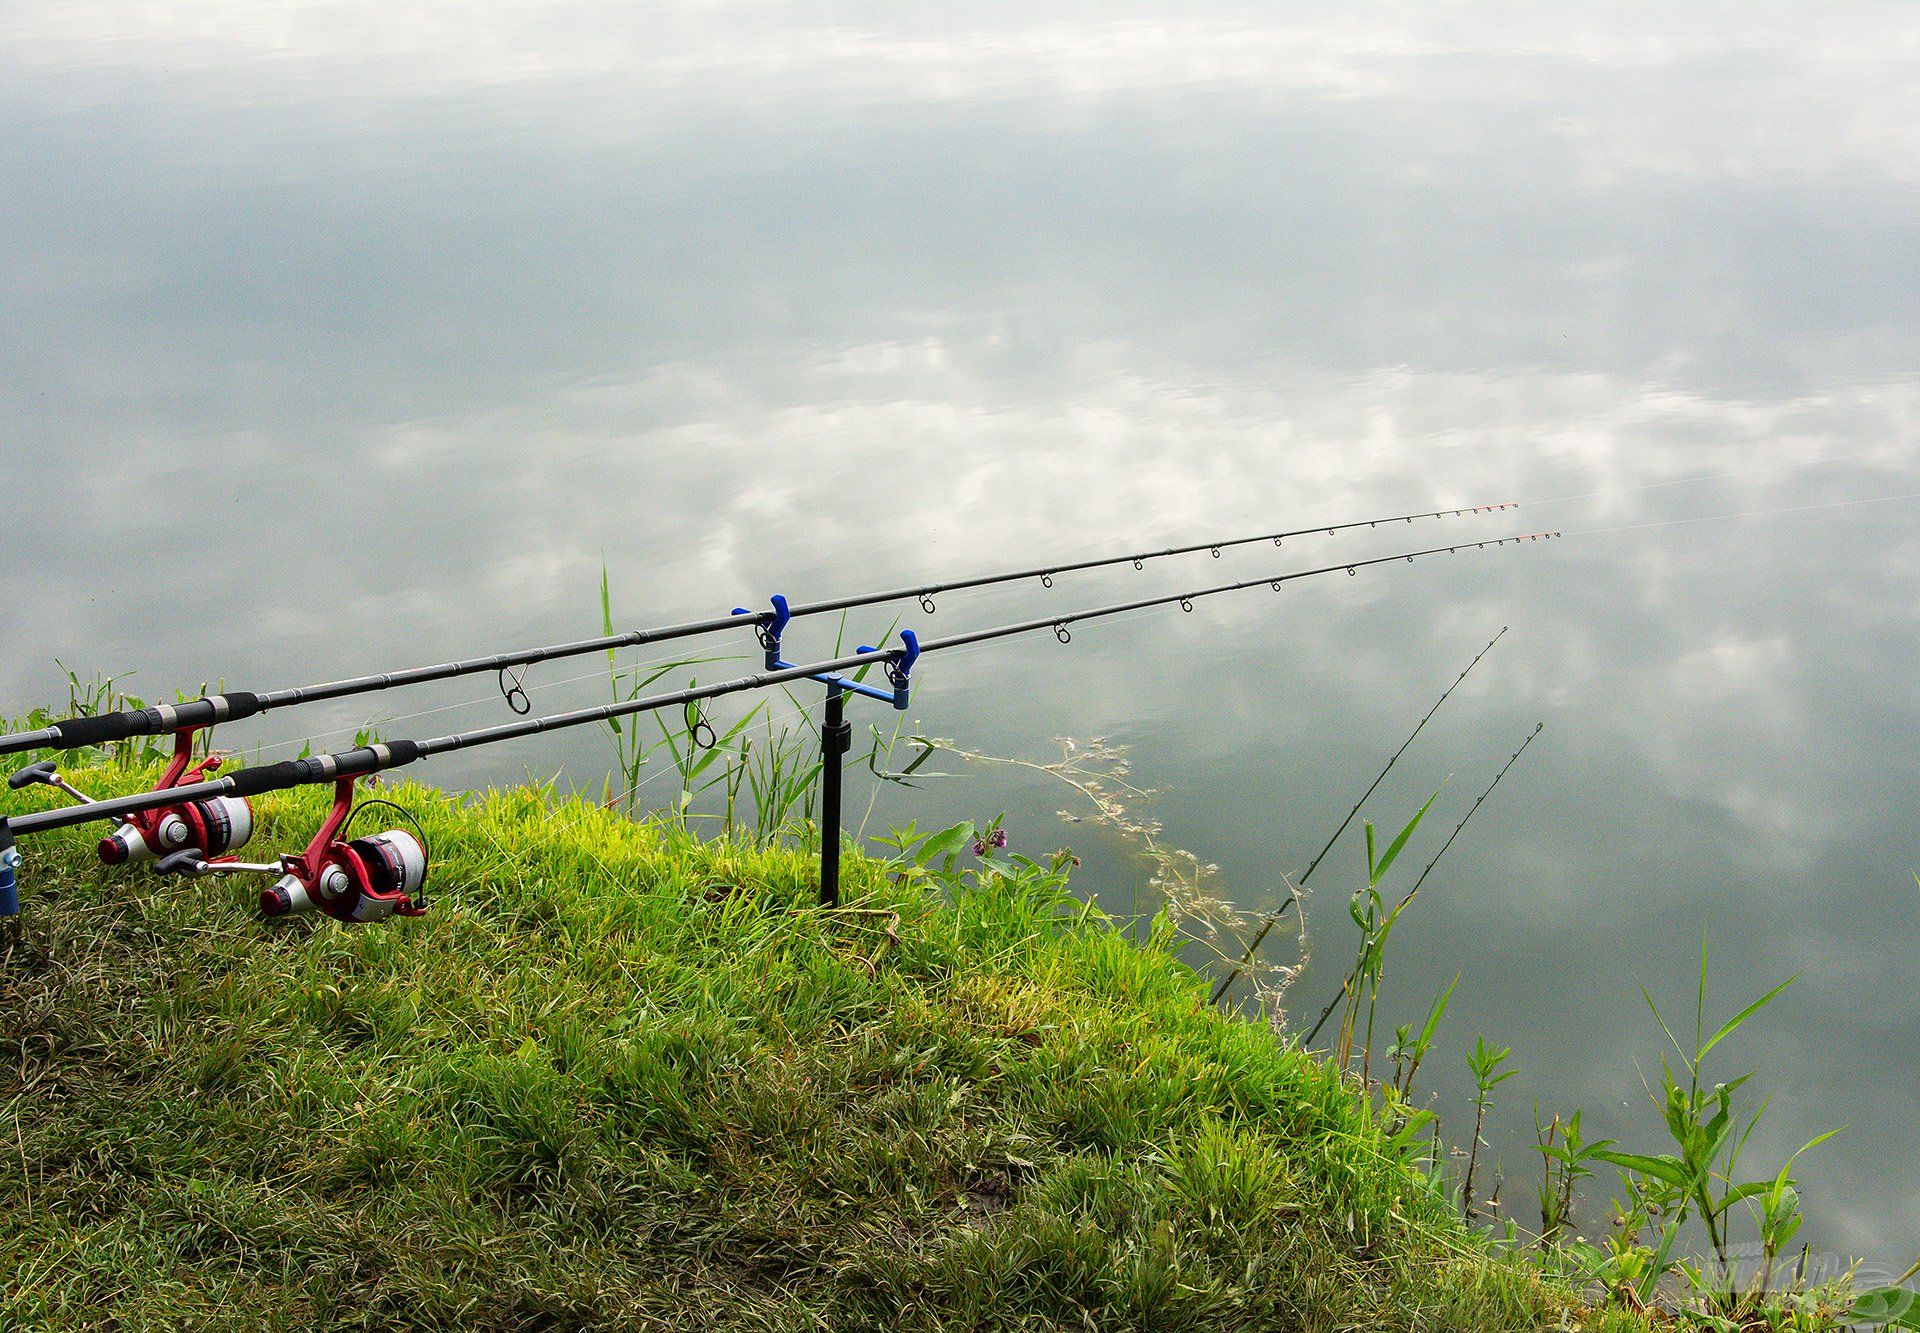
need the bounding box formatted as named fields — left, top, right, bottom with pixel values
left=6, top=4, right=1919, bottom=182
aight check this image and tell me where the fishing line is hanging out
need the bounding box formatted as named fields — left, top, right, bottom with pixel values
left=1208, top=625, right=1510, bottom=1007
left=0, top=503, right=1516, bottom=760
left=244, top=646, right=756, bottom=763
left=1299, top=722, right=1545, bottom=1048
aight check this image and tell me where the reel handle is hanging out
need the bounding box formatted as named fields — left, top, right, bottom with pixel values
left=8, top=760, right=96, bottom=806
left=155, top=850, right=208, bottom=877
left=8, top=761, right=58, bottom=791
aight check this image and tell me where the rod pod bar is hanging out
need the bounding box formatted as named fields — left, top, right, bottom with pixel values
left=0, top=503, right=1517, bottom=758
left=2, top=531, right=1557, bottom=845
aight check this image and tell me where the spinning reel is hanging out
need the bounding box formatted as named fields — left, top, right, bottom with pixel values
left=9, top=726, right=255, bottom=868
left=156, top=777, right=428, bottom=924
left=8, top=727, right=427, bottom=925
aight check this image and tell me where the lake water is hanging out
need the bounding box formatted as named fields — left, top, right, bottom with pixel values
left=1, top=2, right=1915, bottom=1275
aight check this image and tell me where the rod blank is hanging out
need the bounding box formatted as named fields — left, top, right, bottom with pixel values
left=0, top=504, right=1516, bottom=758
left=2, top=531, right=1555, bottom=840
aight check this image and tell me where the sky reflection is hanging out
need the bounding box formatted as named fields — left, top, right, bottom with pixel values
left=1, top=2, right=1916, bottom=1268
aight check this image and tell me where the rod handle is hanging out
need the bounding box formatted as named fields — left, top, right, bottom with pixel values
left=225, top=740, right=423, bottom=799
left=0, top=693, right=265, bottom=756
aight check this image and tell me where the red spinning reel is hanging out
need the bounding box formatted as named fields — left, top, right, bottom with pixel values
left=11, top=729, right=427, bottom=925
left=10, top=727, right=256, bottom=868
left=252, top=778, right=427, bottom=923
left=152, top=777, right=428, bottom=924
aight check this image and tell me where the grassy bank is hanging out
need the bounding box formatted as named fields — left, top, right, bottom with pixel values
left=1, top=760, right=1666, bottom=1330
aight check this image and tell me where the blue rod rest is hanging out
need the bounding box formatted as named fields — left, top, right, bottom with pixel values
left=892, top=630, right=920, bottom=709
left=731, top=595, right=792, bottom=669
left=776, top=628, right=917, bottom=710
left=0, top=822, right=17, bottom=917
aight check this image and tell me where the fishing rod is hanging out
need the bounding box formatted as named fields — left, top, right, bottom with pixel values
left=0, top=530, right=1557, bottom=923
left=0, top=503, right=1515, bottom=765
left=0, top=504, right=1516, bottom=900
left=1207, top=625, right=1509, bottom=1007
left=1299, top=721, right=1545, bottom=1048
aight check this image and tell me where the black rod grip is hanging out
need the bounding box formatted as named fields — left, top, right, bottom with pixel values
left=45, top=711, right=143, bottom=748
left=7, top=692, right=269, bottom=756
left=224, top=761, right=313, bottom=797
left=223, top=740, right=422, bottom=797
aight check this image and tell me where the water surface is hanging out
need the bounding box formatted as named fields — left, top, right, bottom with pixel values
left=1, top=2, right=1915, bottom=1272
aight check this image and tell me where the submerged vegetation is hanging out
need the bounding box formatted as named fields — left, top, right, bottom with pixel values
left=0, top=666, right=1912, bottom=1329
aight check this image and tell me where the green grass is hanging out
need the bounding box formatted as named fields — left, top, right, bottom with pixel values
left=0, top=761, right=1651, bottom=1332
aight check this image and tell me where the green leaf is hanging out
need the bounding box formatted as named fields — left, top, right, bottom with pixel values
left=1638, top=980, right=1689, bottom=1069
left=1789, top=1126, right=1842, bottom=1162
left=716, top=704, right=759, bottom=744
left=1637, top=1217, right=1686, bottom=1305
left=1370, top=791, right=1439, bottom=885
left=1718, top=1180, right=1774, bottom=1208
left=1417, top=974, right=1459, bottom=1048
left=1697, top=974, right=1797, bottom=1062
left=913, top=822, right=975, bottom=867
left=1592, top=1149, right=1695, bottom=1189
left=1850, top=1286, right=1920, bottom=1327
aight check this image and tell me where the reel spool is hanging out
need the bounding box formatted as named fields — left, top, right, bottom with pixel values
left=100, top=793, right=254, bottom=866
